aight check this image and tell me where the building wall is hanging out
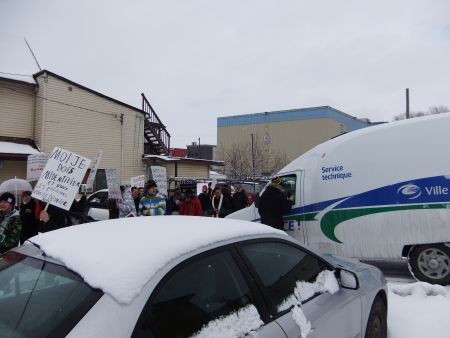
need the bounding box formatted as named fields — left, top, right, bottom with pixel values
left=177, top=163, right=209, bottom=178
left=217, top=107, right=371, bottom=169
left=0, top=80, right=35, bottom=139
left=149, top=162, right=209, bottom=179
left=34, top=72, right=146, bottom=184
left=0, top=160, right=27, bottom=183
left=218, top=118, right=347, bottom=164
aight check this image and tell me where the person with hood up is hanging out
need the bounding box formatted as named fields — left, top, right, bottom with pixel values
left=0, top=192, right=22, bottom=253
left=257, top=177, right=292, bottom=230
left=117, top=186, right=136, bottom=217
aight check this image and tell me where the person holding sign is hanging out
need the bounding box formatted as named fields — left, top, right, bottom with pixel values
left=139, top=180, right=166, bottom=216
left=0, top=192, right=22, bottom=253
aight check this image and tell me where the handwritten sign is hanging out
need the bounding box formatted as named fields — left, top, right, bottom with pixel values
left=150, top=166, right=167, bottom=196
left=32, top=147, right=91, bottom=210
left=27, top=153, right=48, bottom=181
left=106, top=169, right=121, bottom=200
left=130, top=175, right=145, bottom=188
left=85, top=150, right=103, bottom=192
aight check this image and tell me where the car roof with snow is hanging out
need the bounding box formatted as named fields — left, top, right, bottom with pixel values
left=23, top=216, right=286, bottom=304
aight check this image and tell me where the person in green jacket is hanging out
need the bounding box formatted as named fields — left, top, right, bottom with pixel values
left=0, top=192, right=22, bottom=253
left=139, top=180, right=166, bottom=216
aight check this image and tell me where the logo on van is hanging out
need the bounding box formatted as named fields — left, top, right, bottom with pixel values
left=397, top=184, right=421, bottom=199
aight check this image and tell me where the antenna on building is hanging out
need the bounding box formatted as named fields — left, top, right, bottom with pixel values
left=24, top=38, right=42, bottom=71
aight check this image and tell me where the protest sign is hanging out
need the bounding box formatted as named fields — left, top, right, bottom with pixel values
left=105, top=169, right=122, bottom=200
left=85, top=150, right=103, bottom=192
left=150, top=166, right=167, bottom=196
left=32, top=147, right=91, bottom=211
left=130, top=175, right=145, bottom=188
left=27, top=153, right=48, bottom=181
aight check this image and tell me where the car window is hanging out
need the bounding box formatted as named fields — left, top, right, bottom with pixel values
left=241, top=241, right=328, bottom=315
left=88, top=191, right=108, bottom=205
left=0, top=252, right=102, bottom=338
left=136, top=250, right=256, bottom=338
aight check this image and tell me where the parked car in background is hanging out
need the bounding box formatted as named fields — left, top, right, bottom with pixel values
left=0, top=217, right=387, bottom=338
left=85, top=189, right=109, bottom=220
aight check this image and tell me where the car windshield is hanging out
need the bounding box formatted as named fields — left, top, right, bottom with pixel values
left=0, top=251, right=102, bottom=338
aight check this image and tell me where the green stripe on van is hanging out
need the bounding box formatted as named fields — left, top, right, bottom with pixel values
left=320, top=203, right=450, bottom=243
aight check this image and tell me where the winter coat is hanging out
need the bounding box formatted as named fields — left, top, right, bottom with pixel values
left=198, top=192, right=211, bottom=213
left=257, top=184, right=293, bottom=229
left=19, top=199, right=38, bottom=242
left=0, top=209, right=22, bottom=253
left=210, top=194, right=233, bottom=218
left=139, top=193, right=167, bottom=216
left=232, top=190, right=248, bottom=211
left=179, top=197, right=203, bottom=216
left=38, top=203, right=71, bottom=233
left=118, top=192, right=136, bottom=217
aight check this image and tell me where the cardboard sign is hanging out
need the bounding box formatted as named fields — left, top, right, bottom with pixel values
left=150, top=166, right=167, bottom=196
left=130, top=175, right=145, bottom=188
left=32, top=147, right=91, bottom=210
left=27, top=153, right=48, bottom=181
left=106, top=169, right=122, bottom=200
left=85, top=150, right=103, bottom=192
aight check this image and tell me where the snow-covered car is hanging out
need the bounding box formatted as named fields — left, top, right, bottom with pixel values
left=85, top=189, right=109, bottom=220
left=0, top=217, right=387, bottom=338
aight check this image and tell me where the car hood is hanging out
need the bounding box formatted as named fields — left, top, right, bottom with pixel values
left=323, top=253, right=372, bottom=273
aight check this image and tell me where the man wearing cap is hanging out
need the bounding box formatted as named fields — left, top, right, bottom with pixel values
left=0, top=192, right=22, bottom=253
left=139, top=180, right=167, bottom=216
left=19, top=191, right=38, bottom=242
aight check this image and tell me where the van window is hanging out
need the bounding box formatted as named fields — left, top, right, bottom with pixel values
left=279, top=174, right=296, bottom=204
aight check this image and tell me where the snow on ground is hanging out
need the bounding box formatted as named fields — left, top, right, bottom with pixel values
left=388, top=282, right=450, bottom=338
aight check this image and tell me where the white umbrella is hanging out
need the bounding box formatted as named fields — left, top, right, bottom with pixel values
left=0, top=177, right=33, bottom=206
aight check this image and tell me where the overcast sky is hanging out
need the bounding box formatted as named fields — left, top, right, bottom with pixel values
left=1, top=0, right=449, bottom=147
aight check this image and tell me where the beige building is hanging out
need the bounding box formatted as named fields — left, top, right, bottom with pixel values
left=0, top=70, right=220, bottom=189
left=217, top=107, right=378, bottom=176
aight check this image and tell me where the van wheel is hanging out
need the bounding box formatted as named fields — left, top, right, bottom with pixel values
left=408, top=244, right=450, bottom=285
left=364, top=297, right=387, bottom=338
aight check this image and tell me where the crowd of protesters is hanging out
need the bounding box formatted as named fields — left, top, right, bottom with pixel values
left=0, top=177, right=289, bottom=254
left=108, top=179, right=251, bottom=219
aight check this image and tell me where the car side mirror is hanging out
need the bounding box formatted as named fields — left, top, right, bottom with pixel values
left=337, top=269, right=359, bottom=290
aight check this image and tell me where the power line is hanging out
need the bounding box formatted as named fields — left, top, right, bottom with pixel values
left=0, top=83, right=119, bottom=118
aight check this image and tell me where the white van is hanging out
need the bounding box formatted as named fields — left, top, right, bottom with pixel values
left=228, top=113, right=450, bottom=284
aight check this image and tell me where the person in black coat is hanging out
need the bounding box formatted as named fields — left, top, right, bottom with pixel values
left=198, top=185, right=211, bottom=216
left=19, top=191, right=38, bottom=242
left=38, top=202, right=71, bottom=232
left=232, top=185, right=248, bottom=211
left=257, top=179, right=292, bottom=230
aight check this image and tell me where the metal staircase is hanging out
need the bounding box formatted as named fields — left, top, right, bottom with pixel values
left=141, top=93, right=171, bottom=155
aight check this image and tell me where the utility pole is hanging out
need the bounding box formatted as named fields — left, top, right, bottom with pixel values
left=250, top=133, right=255, bottom=177
left=406, top=88, right=410, bottom=119
left=198, top=137, right=201, bottom=159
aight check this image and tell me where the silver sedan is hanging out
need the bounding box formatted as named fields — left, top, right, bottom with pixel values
left=0, top=217, right=387, bottom=337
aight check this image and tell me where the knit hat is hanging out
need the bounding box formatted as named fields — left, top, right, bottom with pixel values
left=0, top=192, right=16, bottom=206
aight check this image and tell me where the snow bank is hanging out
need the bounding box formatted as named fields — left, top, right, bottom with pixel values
left=388, top=282, right=450, bottom=338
